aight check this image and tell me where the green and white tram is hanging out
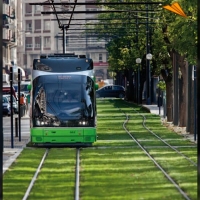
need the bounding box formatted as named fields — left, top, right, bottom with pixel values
left=29, top=54, right=97, bottom=146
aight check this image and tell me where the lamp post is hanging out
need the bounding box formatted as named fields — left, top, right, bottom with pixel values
left=136, top=58, right=141, bottom=104
left=146, top=53, right=152, bottom=105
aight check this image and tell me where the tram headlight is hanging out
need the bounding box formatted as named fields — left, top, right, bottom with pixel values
left=79, top=120, right=88, bottom=126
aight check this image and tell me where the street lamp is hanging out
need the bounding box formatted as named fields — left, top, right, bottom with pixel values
left=136, top=58, right=141, bottom=104
left=146, top=53, right=152, bottom=105
left=146, top=53, right=152, bottom=60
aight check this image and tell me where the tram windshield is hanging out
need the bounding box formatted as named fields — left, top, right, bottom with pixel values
left=32, top=74, right=95, bottom=127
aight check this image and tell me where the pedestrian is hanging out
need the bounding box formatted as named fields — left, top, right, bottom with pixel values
left=20, top=93, right=26, bottom=116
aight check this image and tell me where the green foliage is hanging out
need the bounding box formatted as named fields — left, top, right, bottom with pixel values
left=89, top=0, right=197, bottom=75
left=157, top=80, right=166, bottom=91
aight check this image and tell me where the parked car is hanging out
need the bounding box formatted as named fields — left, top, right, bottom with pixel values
left=2, top=96, right=11, bottom=116
left=96, top=85, right=125, bottom=98
left=3, top=95, right=19, bottom=114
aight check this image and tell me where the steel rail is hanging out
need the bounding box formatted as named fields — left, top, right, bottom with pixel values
left=142, top=114, right=197, bottom=166
left=119, top=108, right=191, bottom=200
left=127, top=104, right=197, bottom=167
left=22, top=148, right=49, bottom=200
left=75, top=148, right=80, bottom=200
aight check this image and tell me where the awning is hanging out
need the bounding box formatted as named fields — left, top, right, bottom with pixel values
left=3, top=86, right=17, bottom=99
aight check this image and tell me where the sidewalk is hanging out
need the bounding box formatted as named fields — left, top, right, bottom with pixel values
left=142, top=104, right=197, bottom=144
left=3, top=113, right=30, bottom=174
left=142, top=104, right=164, bottom=116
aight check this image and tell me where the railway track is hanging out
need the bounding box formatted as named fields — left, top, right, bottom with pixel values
left=113, top=100, right=196, bottom=200
left=22, top=148, right=81, bottom=200
left=119, top=102, right=197, bottom=167
left=3, top=99, right=197, bottom=200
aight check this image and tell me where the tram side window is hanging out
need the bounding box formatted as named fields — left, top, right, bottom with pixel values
left=83, top=78, right=95, bottom=118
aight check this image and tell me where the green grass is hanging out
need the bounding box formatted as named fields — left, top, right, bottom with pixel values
left=80, top=148, right=186, bottom=200
left=95, top=99, right=197, bottom=199
left=28, top=148, right=76, bottom=200
left=3, top=148, right=46, bottom=200
left=3, top=99, right=197, bottom=199
left=148, top=149, right=197, bottom=200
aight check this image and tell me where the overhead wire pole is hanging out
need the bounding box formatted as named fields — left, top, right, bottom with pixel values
left=146, top=4, right=151, bottom=105
left=135, top=13, right=140, bottom=104
left=63, top=26, right=67, bottom=54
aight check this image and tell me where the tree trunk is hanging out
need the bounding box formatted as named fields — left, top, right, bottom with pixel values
left=178, top=55, right=187, bottom=127
left=160, top=67, right=173, bottom=122
left=124, top=69, right=134, bottom=101
left=166, top=80, right=173, bottom=122
left=189, top=80, right=195, bottom=134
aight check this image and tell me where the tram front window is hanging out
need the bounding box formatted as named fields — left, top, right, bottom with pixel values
left=32, top=75, right=95, bottom=127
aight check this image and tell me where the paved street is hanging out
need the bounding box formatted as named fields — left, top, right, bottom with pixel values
left=3, top=115, right=30, bottom=148
left=3, top=114, right=30, bottom=172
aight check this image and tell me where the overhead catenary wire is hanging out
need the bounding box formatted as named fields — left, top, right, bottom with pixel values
left=28, top=1, right=162, bottom=52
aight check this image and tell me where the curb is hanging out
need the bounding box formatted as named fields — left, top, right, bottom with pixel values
left=3, top=149, right=23, bottom=174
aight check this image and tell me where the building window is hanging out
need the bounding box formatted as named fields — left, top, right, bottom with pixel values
left=44, top=20, right=50, bottom=30
left=35, top=5, right=41, bottom=13
left=35, top=37, right=41, bottom=48
left=25, top=3, right=32, bottom=13
left=44, top=36, right=50, bottom=48
left=26, top=37, right=32, bottom=48
left=26, top=20, right=32, bottom=32
left=99, top=54, right=103, bottom=62
left=35, top=20, right=41, bottom=31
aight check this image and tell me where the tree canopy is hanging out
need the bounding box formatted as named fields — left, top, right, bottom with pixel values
left=88, top=0, right=197, bottom=74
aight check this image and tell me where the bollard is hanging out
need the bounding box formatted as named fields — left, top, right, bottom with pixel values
left=20, top=105, right=24, bottom=117
left=15, top=118, right=18, bottom=137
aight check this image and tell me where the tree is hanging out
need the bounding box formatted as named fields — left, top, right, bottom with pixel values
left=90, top=0, right=197, bottom=130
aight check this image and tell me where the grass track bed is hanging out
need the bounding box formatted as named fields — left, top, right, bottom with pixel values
left=2, top=99, right=197, bottom=199
left=28, top=148, right=76, bottom=200
left=94, top=140, right=137, bottom=147
left=80, top=148, right=186, bottom=200
left=3, top=148, right=46, bottom=200
left=148, top=149, right=197, bottom=200
left=96, top=99, right=197, bottom=199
